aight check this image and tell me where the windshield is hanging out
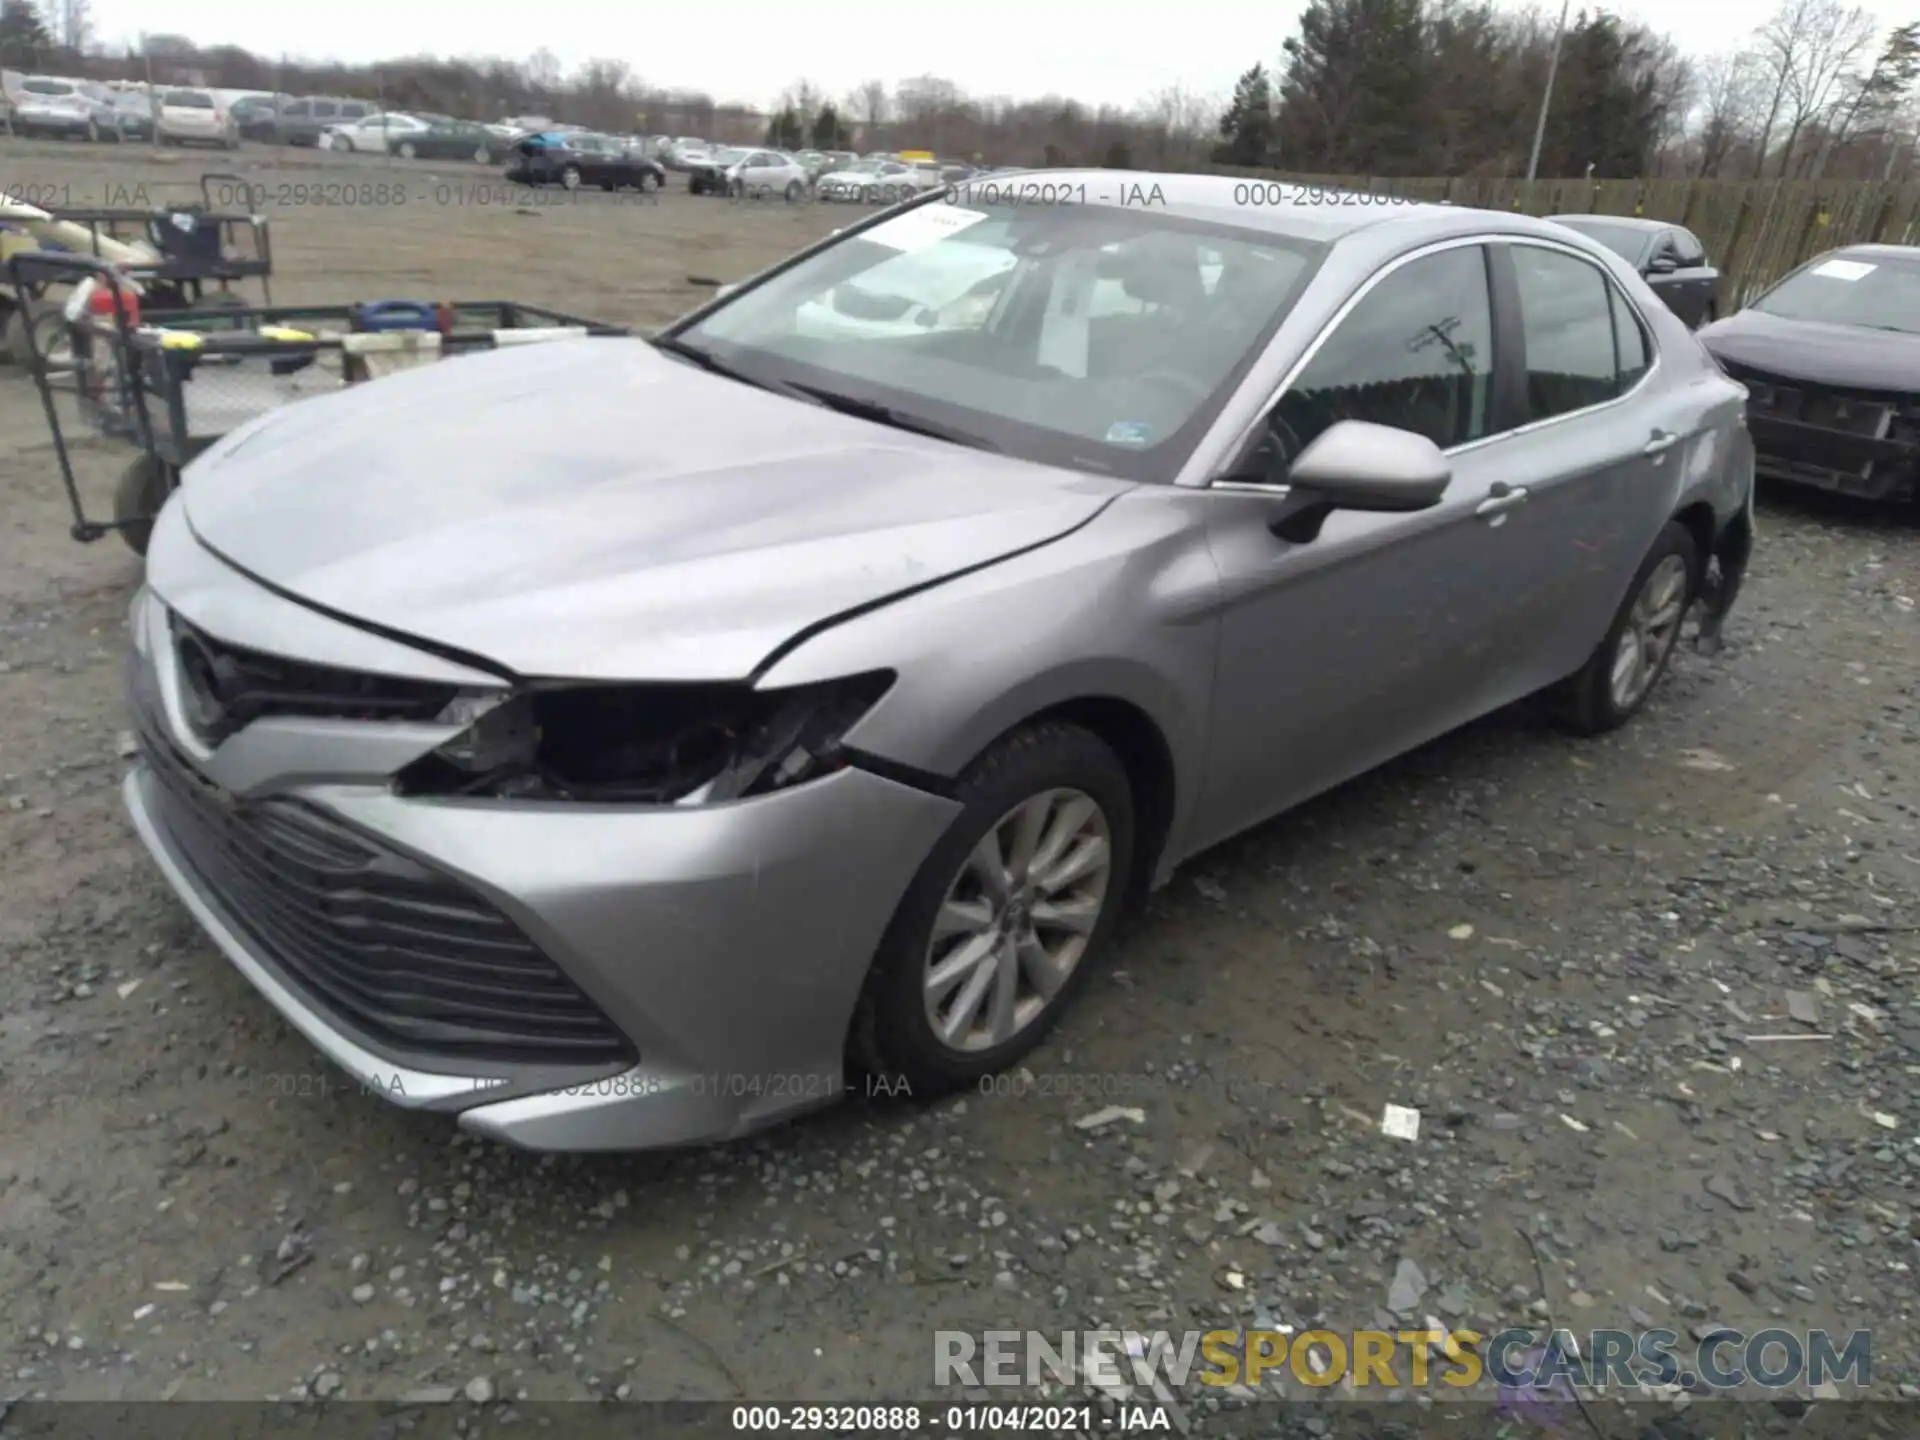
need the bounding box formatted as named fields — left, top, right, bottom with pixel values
left=710, top=147, right=746, bottom=164
left=163, top=90, right=214, bottom=108
left=23, top=80, right=74, bottom=95
left=669, top=200, right=1324, bottom=483
left=1753, top=253, right=1920, bottom=333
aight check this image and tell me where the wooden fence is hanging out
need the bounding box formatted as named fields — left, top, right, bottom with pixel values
left=1210, top=172, right=1920, bottom=307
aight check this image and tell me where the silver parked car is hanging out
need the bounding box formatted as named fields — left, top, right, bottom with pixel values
left=124, top=172, right=1754, bottom=1152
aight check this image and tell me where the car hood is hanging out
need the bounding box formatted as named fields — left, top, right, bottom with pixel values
left=1699, top=308, right=1920, bottom=394
left=178, top=339, right=1126, bottom=682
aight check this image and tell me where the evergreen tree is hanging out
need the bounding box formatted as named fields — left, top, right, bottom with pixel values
left=0, top=0, right=53, bottom=69
left=1214, top=63, right=1276, bottom=166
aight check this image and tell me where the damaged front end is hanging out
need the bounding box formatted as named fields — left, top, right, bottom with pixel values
left=1719, top=360, right=1920, bottom=505
left=394, top=672, right=896, bottom=805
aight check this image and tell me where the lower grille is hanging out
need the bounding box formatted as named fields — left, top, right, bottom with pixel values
left=132, top=680, right=635, bottom=1070
left=1722, top=362, right=1896, bottom=438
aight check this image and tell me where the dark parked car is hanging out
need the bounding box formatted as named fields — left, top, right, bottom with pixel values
left=1698, top=244, right=1920, bottom=505
left=1549, top=215, right=1721, bottom=329
left=392, top=119, right=506, bottom=165
left=505, top=132, right=666, bottom=192
left=267, top=96, right=378, bottom=146
left=227, top=94, right=279, bottom=139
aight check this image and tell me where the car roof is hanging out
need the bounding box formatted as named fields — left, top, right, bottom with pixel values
left=984, top=170, right=1598, bottom=248
left=1548, top=213, right=1673, bottom=232
left=1826, top=243, right=1920, bottom=261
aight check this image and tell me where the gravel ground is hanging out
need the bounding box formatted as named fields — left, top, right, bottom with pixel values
left=0, top=140, right=1916, bottom=1426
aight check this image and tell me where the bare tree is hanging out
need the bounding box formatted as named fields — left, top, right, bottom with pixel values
left=54, top=0, right=88, bottom=53
left=1751, top=0, right=1876, bottom=177
left=1691, top=50, right=1767, bottom=175
left=848, top=78, right=888, bottom=142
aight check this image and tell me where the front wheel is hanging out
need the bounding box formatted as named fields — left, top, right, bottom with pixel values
left=639, top=170, right=660, bottom=192
left=561, top=165, right=581, bottom=191
left=1547, top=521, right=1698, bottom=735
left=785, top=179, right=804, bottom=202
left=334, top=134, right=354, bottom=152
left=473, top=145, right=495, bottom=165
left=849, top=721, right=1136, bottom=1096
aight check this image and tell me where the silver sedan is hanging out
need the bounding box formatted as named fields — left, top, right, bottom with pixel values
left=125, top=172, right=1755, bottom=1151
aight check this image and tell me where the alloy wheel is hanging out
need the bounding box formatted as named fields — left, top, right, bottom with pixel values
left=1609, top=553, right=1688, bottom=711
left=921, top=788, right=1113, bottom=1053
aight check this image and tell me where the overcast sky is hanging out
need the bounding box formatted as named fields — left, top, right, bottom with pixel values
left=83, top=0, right=1910, bottom=113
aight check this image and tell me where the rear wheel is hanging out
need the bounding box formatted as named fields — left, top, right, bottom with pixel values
left=849, top=721, right=1135, bottom=1096
left=639, top=170, right=660, bottom=192
left=561, top=165, right=581, bottom=191
left=114, top=455, right=171, bottom=557
left=1547, top=521, right=1698, bottom=735
left=397, top=140, right=417, bottom=159
left=5, top=297, right=73, bottom=372
left=474, top=145, right=494, bottom=165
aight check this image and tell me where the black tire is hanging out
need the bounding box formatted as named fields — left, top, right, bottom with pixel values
left=640, top=170, right=660, bottom=192
left=474, top=146, right=494, bottom=165
left=5, top=297, right=71, bottom=371
left=785, top=179, right=804, bottom=202
left=397, top=140, right=417, bottom=159
left=1547, top=521, right=1699, bottom=735
left=561, top=165, right=581, bottom=191
left=334, top=134, right=355, bottom=153
left=849, top=721, right=1136, bottom=1097
left=114, top=456, right=171, bottom=557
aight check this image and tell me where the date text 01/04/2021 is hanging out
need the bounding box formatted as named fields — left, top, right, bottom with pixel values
left=728, top=1403, right=1174, bottom=1433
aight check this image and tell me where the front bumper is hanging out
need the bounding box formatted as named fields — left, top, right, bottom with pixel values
left=1748, top=414, right=1917, bottom=501
left=123, top=570, right=961, bottom=1151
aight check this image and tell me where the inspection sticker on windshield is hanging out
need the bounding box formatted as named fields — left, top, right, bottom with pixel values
left=863, top=205, right=989, bottom=253
left=1105, top=420, right=1155, bottom=447
left=1811, top=259, right=1875, bottom=282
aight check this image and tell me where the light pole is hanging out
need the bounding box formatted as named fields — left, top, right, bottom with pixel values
left=1525, top=0, right=1572, bottom=183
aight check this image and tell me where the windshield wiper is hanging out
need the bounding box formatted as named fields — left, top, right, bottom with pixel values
left=780, top=382, right=1001, bottom=452
left=651, top=335, right=794, bottom=396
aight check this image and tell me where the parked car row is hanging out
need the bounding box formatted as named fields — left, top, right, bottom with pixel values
left=0, top=76, right=235, bottom=146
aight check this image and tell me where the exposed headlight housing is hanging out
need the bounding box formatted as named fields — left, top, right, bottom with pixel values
left=397, top=672, right=894, bottom=805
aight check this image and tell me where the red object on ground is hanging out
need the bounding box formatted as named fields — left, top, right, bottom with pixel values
left=86, top=280, right=140, bottom=329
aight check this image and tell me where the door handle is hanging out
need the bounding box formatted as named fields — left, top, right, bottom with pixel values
left=1643, top=429, right=1680, bottom=457
left=1475, top=485, right=1528, bottom=518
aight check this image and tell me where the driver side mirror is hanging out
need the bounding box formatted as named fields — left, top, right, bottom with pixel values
left=1287, top=420, right=1452, bottom=512
left=1227, top=419, right=1452, bottom=542
left=1647, top=254, right=1678, bottom=275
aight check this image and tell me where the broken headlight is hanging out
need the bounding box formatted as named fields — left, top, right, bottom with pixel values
left=395, top=672, right=894, bottom=805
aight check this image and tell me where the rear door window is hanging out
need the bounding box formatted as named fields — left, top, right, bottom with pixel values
left=1511, top=243, right=1634, bottom=419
